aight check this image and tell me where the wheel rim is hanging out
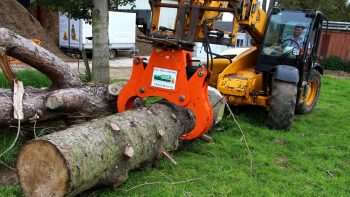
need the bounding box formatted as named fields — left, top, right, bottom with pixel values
left=109, top=50, right=116, bottom=59
left=305, top=80, right=318, bottom=106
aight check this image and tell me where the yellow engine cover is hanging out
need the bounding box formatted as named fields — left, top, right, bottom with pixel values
left=218, top=69, right=260, bottom=97
left=211, top=47, right=269, bottom=108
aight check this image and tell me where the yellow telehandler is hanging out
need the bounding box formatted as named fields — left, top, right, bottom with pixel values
left=118, top=0, right=326, bottom=139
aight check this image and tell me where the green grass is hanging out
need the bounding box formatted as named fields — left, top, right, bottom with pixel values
left=0, top=132, right=21, bottom=167
left=0, top=69, right=51, bottom=88
left=1, top=76, right=350, bottom=196
left=0, top=186, right=21, bottom=197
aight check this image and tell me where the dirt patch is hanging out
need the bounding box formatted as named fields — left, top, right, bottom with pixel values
left=0, top=168, right=18, bottom=186
left=324, top=70, right=350, bottom=79
left=0, top=0, right=69, bottom=61
left=110, top=67, right=132, bottom=80
left=135, top=28, right=153, bottom=56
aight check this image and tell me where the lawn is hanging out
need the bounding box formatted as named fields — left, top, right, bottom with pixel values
left=0, top=73, right=349, bottom=196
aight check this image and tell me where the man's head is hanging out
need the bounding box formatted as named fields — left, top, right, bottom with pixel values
left=293, top=25, right=304, bottom=38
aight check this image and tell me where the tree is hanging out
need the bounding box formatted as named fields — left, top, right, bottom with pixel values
left=275, top=0, right=350, bottom=22
left=91, top=0, right=110, bottom=83
left=36, top=0, right=136, bottom=84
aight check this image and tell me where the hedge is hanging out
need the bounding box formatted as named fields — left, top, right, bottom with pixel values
left=322, top=56, right=350, bottom=72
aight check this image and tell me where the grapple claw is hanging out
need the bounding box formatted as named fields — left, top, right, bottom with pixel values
left=117, top=48, right=213, bottom=140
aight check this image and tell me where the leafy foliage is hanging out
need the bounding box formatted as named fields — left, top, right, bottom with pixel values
left=322, top=56, right=350, bottom=72
left=275, top=0, right=350, bottom=22
left=35, top=0, right=135, bottom=22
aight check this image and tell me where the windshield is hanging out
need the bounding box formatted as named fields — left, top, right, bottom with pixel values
left=262, top=11, right=312, bottom=58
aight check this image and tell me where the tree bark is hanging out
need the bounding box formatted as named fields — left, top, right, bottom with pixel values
left=0, top=28, right=82, bottom=89
left=16, top=103, right=195, bottom=197
left=92, top=0, right=110, bottom=84
left=0, top=28, right=117, bottom=125
left=0, top=85, right=117, bottom=125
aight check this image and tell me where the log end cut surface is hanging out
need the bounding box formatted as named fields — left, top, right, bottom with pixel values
left=17, top=140, right=69, bottom=197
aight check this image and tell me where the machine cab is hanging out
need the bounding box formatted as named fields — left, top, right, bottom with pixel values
left=257, top=9, right=324, bottom=74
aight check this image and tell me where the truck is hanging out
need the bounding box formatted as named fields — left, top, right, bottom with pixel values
left=59, top=11, right=136, bottom=59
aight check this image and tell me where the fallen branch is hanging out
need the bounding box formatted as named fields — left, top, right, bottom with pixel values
left=0, top=28, right=117, bottom=126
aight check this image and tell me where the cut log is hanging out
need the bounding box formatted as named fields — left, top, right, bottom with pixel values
left=17, top=103, right=195, bottom=197
left=16, top=89, right=224, bottom=196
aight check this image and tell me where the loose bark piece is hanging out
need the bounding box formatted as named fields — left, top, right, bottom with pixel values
left=13, top=81, right=24, bottom=120
left=162, top=151, right=177, bottom=165
left=110, top=123, right=120, bottom=131
left=123, top=144, right=135, bottom=158
left=157, top=128, right=165, bottom=138
left=200, top=134, right=213, bottom=143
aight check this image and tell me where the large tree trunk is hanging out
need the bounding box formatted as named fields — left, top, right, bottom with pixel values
left=91, top=0, right=110, bottom=84
left=15, top=88, right=224, bottom=197
left=16, top=100, right=223, bottom=196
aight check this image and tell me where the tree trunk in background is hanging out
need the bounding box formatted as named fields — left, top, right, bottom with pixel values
left=92, top=0, right=110, bottom=84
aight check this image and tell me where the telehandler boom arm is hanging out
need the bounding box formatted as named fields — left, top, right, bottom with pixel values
left=148, top=0, right=267, bottom=47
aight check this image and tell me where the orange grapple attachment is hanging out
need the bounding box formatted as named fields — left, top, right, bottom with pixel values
left=117, top=48, right=213, bottom=140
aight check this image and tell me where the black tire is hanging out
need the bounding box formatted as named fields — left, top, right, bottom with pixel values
left=295, top=70, right=321, bottom=114
left=109, top=49, right=117, bottom=59
left=265, top=79, right=297, bottom=130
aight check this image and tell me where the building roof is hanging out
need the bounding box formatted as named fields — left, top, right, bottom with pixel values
left=323, top=21, right=350, bottom=31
